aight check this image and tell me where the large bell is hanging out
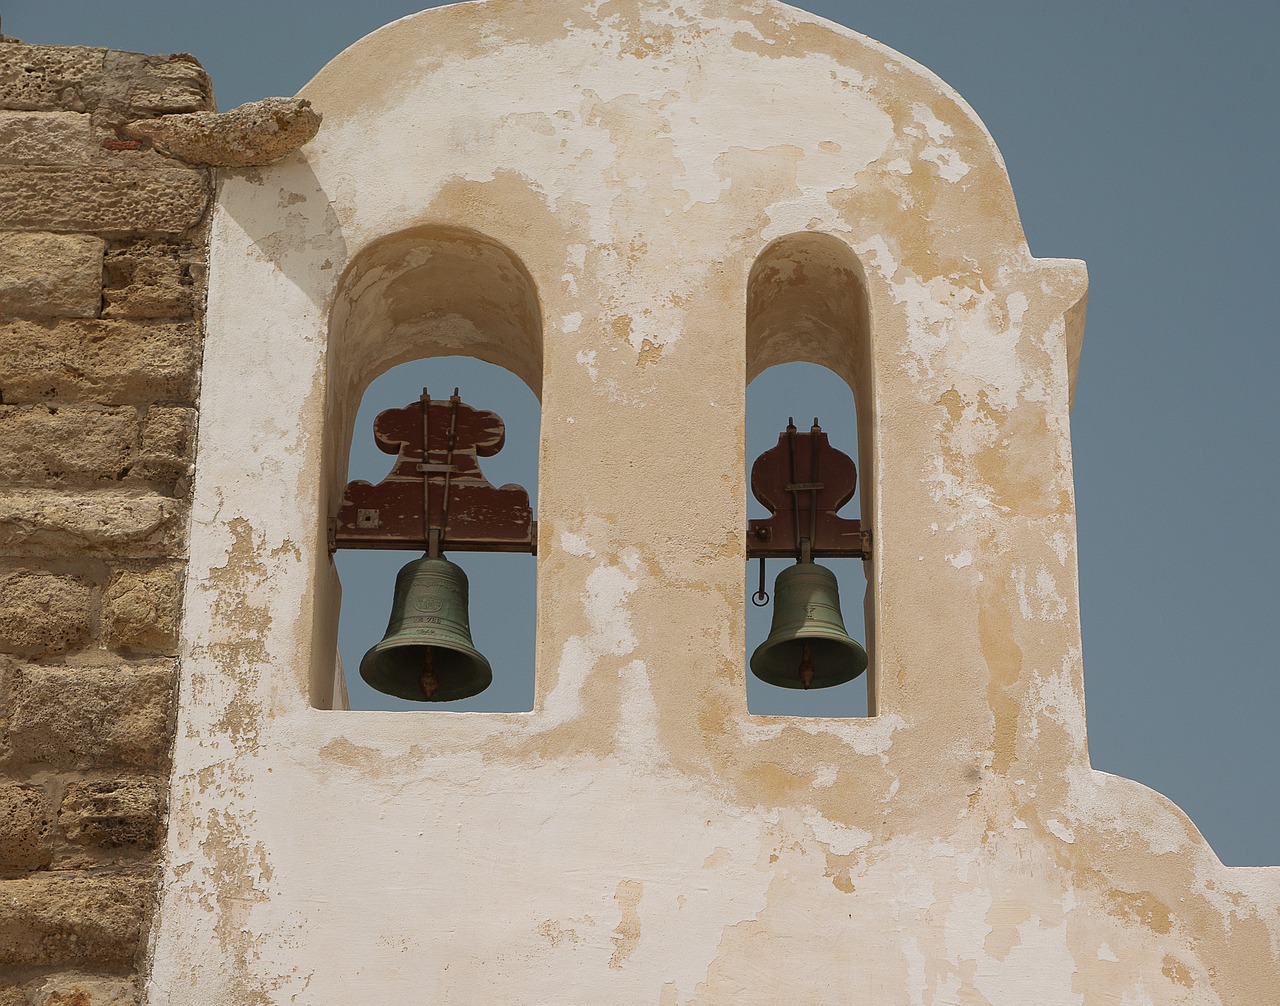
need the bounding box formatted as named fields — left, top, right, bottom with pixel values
left=750, top=561, right=868, bottom=690
left=359, top=555, right=493, bottom=702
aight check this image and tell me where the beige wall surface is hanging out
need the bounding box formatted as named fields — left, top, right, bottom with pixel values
left=149, top=2, right=1279, bottom=1003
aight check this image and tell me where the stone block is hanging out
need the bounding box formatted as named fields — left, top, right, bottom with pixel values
left=59, top=779, right=163, bottom=849
left=0, top=570, right=93, bottom=658
left=0, top=110, right=92, bottom=164
left=117, top=52, right=212, bottom=115
left=0, top=491, right=184, bottom=558
left=101, top=564, right=181, bottom=655
left=0, top=872, right=150, bottom=967
left=0, top=319, right=197, bottom=403
left=0, top=45, right=212, bottom=116
left=0, top=782, right=53, bottom=871
left=130, top=406, right=196, bottom=488
left=139, top=407, right=195, bottom=457
left=0, top=405, right=138, bottom=486
left=3, top=659, right=175, bottom=771
left=102, top=242, right=195, bottom=320
left=0, top=45, right=105, bottom=113
left=32, top=977, right=140, bottom=1006
left=0, top=233, right=103, bottom=319
left=0, top=164, right=209, bottom=236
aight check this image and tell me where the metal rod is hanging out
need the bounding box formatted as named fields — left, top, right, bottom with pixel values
left=786, top=417, right=800, bottom=557
left=420, top=387, right=432, bottom=554
left=743, top=540, right=864, bottom=560
left=439, top=388, right=460, bottom=543
left=809, top=417, right=820, bottom=551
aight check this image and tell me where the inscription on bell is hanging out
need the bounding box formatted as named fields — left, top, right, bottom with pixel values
left=413, top=590, right=445, bottom=613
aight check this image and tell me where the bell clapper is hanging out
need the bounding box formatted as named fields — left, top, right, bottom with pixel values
left=798, top=640, right=815, bottom=689
left=420, top=647, right=440, bottom=700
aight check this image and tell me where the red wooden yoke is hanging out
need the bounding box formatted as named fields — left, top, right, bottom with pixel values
left=332, top=389, right=535, bottom=555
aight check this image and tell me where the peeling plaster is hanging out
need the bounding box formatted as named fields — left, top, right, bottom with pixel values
left=150, top=1, right=1279, bottom=1003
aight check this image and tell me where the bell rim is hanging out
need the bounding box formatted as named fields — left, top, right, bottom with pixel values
left=358, top=638, right=494, bottom=702
left=749, top=633, right=868, bottom=689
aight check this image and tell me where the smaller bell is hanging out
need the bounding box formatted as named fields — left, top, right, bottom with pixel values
left=750, top=561, right=867, bottom=690
left=359, top=555, right=493, bottom=702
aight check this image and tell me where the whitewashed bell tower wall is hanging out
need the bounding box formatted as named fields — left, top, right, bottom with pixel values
left=149, top=1, right=1280, bottom=1002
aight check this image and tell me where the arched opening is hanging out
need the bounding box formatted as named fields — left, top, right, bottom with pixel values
left=744, top=232, right=876, bottom=717
left=313, top=226, right=543, bottom=709
left=335, top=357, right=539, bottom=711
left=746, top=363, right=867, bottom=716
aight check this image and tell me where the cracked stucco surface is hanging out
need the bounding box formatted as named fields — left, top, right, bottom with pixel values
left=149, top=2, right=1279, bottom=1003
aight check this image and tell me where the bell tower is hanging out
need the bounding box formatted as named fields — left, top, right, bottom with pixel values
left=146, top=2, right=1279, bottom=1002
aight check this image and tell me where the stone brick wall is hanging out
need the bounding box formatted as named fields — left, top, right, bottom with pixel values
left=0, top=39, right=212, bottom=1006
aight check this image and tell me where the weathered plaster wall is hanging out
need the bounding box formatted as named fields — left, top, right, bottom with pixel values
left=151, top=2, right=1278, bottom=1003
left=0, top=39, right=214, bottom=1006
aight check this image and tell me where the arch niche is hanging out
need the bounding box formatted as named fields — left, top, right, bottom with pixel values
left=313, top=226, right=544, bottom=708
left=745, top=231, right=878, bottom=714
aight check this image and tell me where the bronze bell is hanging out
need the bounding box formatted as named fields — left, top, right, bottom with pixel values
left=359, top=555, right=493, bottom=702
left=750, top=560, right=867, bottom=689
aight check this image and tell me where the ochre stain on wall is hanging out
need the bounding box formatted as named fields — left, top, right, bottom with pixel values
left=1106, top=888, right=1174, bottom=936
left=145, top=2, right=1280, bottom=1003
left=978, top=573, right=1024, bottom=777
left=609, top=879, right=644, bottom=969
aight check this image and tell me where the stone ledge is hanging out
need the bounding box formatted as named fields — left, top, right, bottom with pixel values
left=120, top=97, right=320, bottom=167
left=0, top=490, right=185, bottom=558
left=0, top=319, right=198, bottom=404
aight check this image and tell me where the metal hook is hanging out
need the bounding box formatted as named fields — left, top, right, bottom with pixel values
left=751, top=557, right=770, bottom=606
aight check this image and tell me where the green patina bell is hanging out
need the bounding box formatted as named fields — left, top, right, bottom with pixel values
left=750, top=560, right=867, bottom=690
left=359, top=555, right=493, bottom=702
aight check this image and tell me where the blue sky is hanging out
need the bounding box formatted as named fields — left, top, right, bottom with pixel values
left=11, top=0, right=1277, bottom=865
